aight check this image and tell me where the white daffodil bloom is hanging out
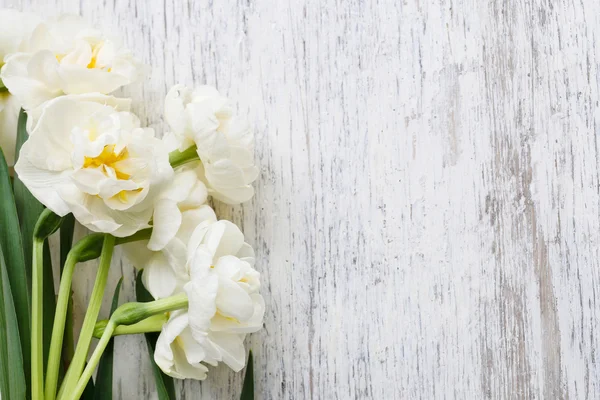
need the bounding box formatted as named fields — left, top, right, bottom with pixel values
left=133, top=218, right=264, bottom=379
left=164, top=84, right=258, bottom=204
left=0, top=9, right=41, bottom=165
left=14, top=95, right=173, bottom=237
left=148, top=167, right=209, bottom=251
left=123, top=204, right=217, bottom=299
left=0, top=14, right=143, bottom=111
left=185, top=220, right=264, bottom=337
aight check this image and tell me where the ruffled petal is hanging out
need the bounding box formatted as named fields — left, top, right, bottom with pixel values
left=142, top=252, right=178, bottom=299
left=184, top=274, right=218, bottom=344
left=206, top=332, right=246, bottom=372
left=148, top=199, right=182, bottom=251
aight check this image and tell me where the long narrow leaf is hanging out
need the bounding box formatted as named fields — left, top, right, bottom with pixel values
left=60, top=213, right=76, bottom=369
left=240, top=351, right=254, bottom=400
left=43, top=241, right=56, bottom=373
left=13, top=109, right=40, bottom=287
left=0, top=244, right=26, bottom=399
left=0, top=147, right=30, bottom=388
left=94, top=278, right=123, bottom=400
left=81, top=378, right=96, bottom=400
left=60, top=214, right=75, bottom=270
left=135, top=272, right=176, bottom=400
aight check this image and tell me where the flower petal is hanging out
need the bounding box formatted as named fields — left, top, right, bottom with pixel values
left=148, top=199, right=182, bottom=251
left=215, top=277, right=255, bottom=322
left=207, top=332, right=246, bottom=372
left=184, top=274, right=218, bottom=344
left=143, top=252, right=178, bottom=299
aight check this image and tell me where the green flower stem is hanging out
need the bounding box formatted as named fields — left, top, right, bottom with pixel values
left=58, top=234, right=115, bottom=400
left=63, top=297, right=74, bottom=365
left=169, top=145, right=199, bottom=168
left=44, top=234, right=104, bottom=400
left=68, top=320, right=116, bottom=400
left=42, top=226, right=151, bottom=400
left=69, top=294, right=188, bottom=400
left=93, top=313, right=167, bottom=338
left=31, top=209, right=63, bottom=400
left=31, top=238, right=44, bottom=400
left=111, top=293, right=188, bottom=326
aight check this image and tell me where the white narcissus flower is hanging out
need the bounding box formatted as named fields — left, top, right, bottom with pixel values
left=185, top=220, right=264, bottom=337
left=0, top=9, right=41, bottom=165
left=14, top=95, right=173, bottom=237
left=128, top=218, right=264, bottom=380
left=123, top=204, right=217, bottom=299
left=148, top=167, right=209, bottom=251
left=0, top=14, right=143, bottom=111
left=164, top=84, right=259, bottom=204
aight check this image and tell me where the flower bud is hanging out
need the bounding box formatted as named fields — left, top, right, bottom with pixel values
left=111, top=293, right=188, bottom=326
left=71, top=234, right=105, bottom=263
left=33, top=208, right=62, bottom=240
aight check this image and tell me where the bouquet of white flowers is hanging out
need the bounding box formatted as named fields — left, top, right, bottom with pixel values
left=0, top=9, right=263, bottom=400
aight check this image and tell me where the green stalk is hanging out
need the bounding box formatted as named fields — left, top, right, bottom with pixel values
left=44, top=234, right=104, bottom=400
left=68, top=294, right=188, bottom=400
left=68, top=321, right=116, bottom=400
left=93, top=313, right=167, bottom=338
left=31, top=238, right=44, bottom=400
left=31, top=209, right=63, bottom=400
left=43, top=228, right=152, bottom=400
left=168, top=145, right=199, bottom=168
left=58, top=234, right=115, bottom=399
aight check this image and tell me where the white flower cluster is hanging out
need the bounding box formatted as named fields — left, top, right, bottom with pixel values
left=0, top=10, right=262, bottom=380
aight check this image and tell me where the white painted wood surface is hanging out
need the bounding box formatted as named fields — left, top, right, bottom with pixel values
left=3, top=0, right=600, bottom=398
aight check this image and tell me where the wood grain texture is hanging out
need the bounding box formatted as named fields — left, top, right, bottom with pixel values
left=3, top=0, right=600, bottom=398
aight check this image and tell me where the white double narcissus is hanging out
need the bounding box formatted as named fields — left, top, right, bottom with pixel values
left=148, top=167, right=209, bottom=251
left=125, top=211, right=264, bottom=379
left=0, top=9, right=41, bottom=165
left=155, top=220, right=264, bottom=379
left=0, top=14, right=142, bottom=112
left=14, top=95, right=173, bottom=237
left=164, top=84, right=259, bottom=205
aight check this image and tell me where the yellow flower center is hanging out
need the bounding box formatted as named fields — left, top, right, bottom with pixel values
left=86, top=42, right=103, bottom=69
left=83, top=144, right=130, bottom=180
left=55, top=42, right=112, bottom=72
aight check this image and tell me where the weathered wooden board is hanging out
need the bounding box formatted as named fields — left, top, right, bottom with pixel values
left=3, top=0, right=600, bottom=398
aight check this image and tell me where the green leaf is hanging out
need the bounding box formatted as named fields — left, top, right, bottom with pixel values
left=12, top=109, right=40, bottom=290
left=76, top=362, right=96, bottom=400
left=135, top=272, right=176, bottom=400
left=43, top=241, right=57, bottom=374
left=60, top=214, right=75, bottom=270
left=240, top=351, right=254, bottom=400
left=94, top=278, right=123, bottom=400
left=0, top=243, right=26, bottom=399
left=81, top=377, right=95, bottom=400
left=0, top=147, right=30, bottom=389
left=60, top=213, right=76, bottom=368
